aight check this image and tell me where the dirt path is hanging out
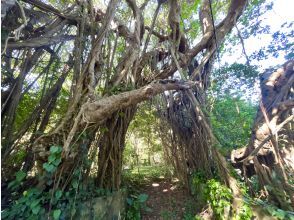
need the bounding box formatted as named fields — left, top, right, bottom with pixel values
left=141, top=178, right=197, bottom=220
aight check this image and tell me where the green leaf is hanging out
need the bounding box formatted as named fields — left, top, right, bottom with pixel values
left=53, top=209, right=61, bottom=220
left=32, top=206, right=40, bottom=215
left=52, top=158, right=61, bottom=166
left=47, top=179, right=53, bottom=185
left=273, top=209, right=286, bottom=219
left=16, top=171, right=26, bottom=182
left=138, top=194, right=148, bottom=203
left=1, top=210, right=9, bottom=218
left=8, top=180, right=17, bottom=189
left=30, top=200, right=40, bottom=209
left=43, top=163, right=56, bottom=173
left=48, top=154, right=56, bottom=163
left=71, top=208, right=76, bottom=216
left=28, top=214, right=39, bottom=220
left=72, top=180, right=79, bottom=189
left=50, top=146, right=62, bottom=154
left=126, top=198, right=133, bottom=205
left=55, top=190, right=63, bottom=200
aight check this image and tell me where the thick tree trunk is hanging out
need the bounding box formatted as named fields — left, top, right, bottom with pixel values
left=96, top=107, right=136, bottom=189
left=1, top=0, right=248, bottom=197
left=232, top=60, right=294, bottom=209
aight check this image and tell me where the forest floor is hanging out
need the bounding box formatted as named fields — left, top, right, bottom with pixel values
left=123, top=166, right=202, bottom=219
left=140, top=178, right=198, bottom=220
left=123, top=166, right=282, bottom=220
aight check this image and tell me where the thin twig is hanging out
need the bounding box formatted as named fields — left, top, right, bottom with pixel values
left=235, top=21, right=250, bottom=66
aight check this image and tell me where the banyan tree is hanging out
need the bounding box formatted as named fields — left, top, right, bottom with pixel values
left=232, top=61, right=294, bottom=209
left=1, top=0, right=293, bottom=217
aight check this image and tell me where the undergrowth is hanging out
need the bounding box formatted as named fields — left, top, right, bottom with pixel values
left=126, top=193, right=151, bottom=220
left=2, top=146, right=115, bottom=220
left=190, top=171, right=253, bottom=220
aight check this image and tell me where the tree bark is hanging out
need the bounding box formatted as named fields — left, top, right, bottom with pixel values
left=232, top=60, right=294, bottom=210
left=96, top=107, right=136, bottom=189
left=1, top=49, right=44, bottom=156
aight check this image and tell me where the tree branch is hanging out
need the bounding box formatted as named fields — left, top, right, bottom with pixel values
left=3, top=35, right=75, bottom=49
left=83, top=80, right=195, bottom=124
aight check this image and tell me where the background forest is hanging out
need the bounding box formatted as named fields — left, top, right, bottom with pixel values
left=1, top=0, right=293, bottom=219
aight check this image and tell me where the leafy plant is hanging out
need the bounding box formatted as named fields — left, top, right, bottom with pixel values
left=190, top=171, right=207, bottom=206
left=254, top=199, right=294, bottom=220
left=234, top=203, right=253, bottom=220
left=43, top=146, right=62, bottom=173
left=126, top=193, right=151, bottom=220
left=2, top=188, right=47, bottom=220
left=3, top=146, right=66, bottom=219
left=182, top=199, right=201, bottom=220
left=7, top=170, right=26, bottom=191
left=204, top=179, right=232, bottom=219
left=190, top=172, right=252, bottom=219
left=209, top=96, right=257, bottom=152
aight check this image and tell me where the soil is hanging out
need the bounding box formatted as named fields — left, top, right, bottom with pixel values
left=140, top=178, right=198, bottom=220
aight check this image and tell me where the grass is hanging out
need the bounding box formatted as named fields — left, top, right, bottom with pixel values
left=122, top=165, right=173, bottom=186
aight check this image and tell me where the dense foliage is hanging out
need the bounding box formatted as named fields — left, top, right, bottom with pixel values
left=210, top=96, right=257, bottom=151
left=1, top=0, right=293, bottom=219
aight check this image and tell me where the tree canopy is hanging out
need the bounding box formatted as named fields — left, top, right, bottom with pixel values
left=1, top=0, right=293, bottom=219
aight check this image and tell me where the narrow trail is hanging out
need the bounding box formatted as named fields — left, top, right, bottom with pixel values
left=140, top=178, right=197, bottom=220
